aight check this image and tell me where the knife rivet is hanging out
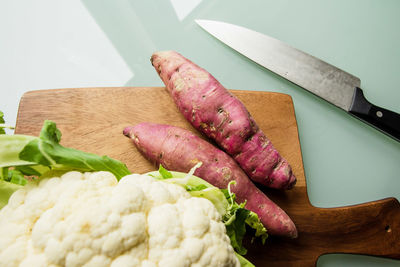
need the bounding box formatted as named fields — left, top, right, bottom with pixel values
left=376, top=111, right=383, bottom=118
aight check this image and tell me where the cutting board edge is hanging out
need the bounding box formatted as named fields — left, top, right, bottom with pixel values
left=16, top=86, right=297, bottom=97
left=16, top=86, right=298, bottom=131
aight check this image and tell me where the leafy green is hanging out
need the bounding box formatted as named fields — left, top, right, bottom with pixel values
left=235, top=252, right=255, bottom=267
left=0, top=134, right=36, bottom=169
left=16, top=120, right=131, bottom=179
left=0, top=120, right=131, bottom=209
left=186, top=183, right=208, bottom=191
left=0, top=111, right=14, bottom=134
left=245, top=211, right=269, bottom=244
left=0, top=179, right=22, bottom=208
left=0, top=111, right=5, bottom=134
left=3, top=168, right=27, bottom=185
left=147, top=164, right=268, bottom=265
left=222, top=182, right=268, bottom=255
left=225, top=204, right=251, bottom=255
left=158, top=164, right=173, bottom=178
left=0, top=132, right=33, bottom=208
left=0, top=134, right=36, bottom=190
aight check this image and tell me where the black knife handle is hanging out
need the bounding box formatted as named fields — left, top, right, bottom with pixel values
left=349, top=87, right=400, bottom=142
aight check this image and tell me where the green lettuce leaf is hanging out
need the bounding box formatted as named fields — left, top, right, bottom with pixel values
left=0, top=111, right=5, bottom=134
left=246, top=211, right=268, bottom=244
left=3, top=168, right=27, bottom=186
left=158, top=164, right=173, bottom=179
left=0, top=134, right=36, bottom=168
left=0, top=179, right=22, bottom=209
left=0, top=134, right=36, bottom=184
left=16, top=120, right=131, bottom=180
left=235, top=252, right=255, bottom=267
left=0, top=120, right=131, bottom=208
left=222, top=182, right=268, bottom=254
left=0, top=111, right=14, bottom=134
left=225, top=204, right=251, bottom=255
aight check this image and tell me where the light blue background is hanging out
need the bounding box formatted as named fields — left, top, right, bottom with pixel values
left=1, top=1, right=399, bottom=266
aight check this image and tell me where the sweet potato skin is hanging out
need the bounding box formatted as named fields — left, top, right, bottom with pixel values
left=124, top=122, right=297, bottom=238
left=151, top=51, right=296, bottom=190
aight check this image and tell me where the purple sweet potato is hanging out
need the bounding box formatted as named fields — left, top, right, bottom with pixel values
left=124, top=122, right=298, bottom=238
left=150, top=51, right=296, bottom=190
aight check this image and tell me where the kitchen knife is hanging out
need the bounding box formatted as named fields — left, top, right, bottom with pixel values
left=196, top=19, right=400, bottom=142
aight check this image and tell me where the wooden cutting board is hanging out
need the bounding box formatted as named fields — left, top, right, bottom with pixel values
left=15, top=87, right=400, bottom=266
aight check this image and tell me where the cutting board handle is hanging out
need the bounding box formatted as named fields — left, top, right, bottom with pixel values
left=308, top=197, right=400, bottom=260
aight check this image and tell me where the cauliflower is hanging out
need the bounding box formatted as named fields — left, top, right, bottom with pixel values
left=0, top=171, right=240, bottom=267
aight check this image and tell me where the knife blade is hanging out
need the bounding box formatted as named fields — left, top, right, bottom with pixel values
left=196, top=19, right=400, bottom=142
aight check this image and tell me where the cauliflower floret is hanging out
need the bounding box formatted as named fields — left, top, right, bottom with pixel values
left=0, top=171, right=239, bottom=267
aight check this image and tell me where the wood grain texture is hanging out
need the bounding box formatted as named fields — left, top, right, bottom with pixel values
left=15, top=87, right=400, bottom=266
